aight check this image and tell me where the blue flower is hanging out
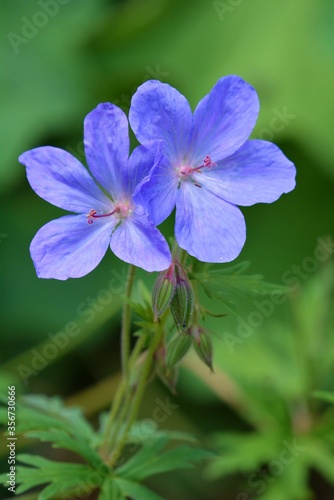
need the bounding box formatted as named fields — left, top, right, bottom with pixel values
left=19, top=103, right=171, bottom=280
left=130, top=76, right=296, bottom=263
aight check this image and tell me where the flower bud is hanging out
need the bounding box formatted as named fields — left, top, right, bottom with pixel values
left=170, top=263, right=194, bottom=332
left=166, top=333, right=192, bottom=371
left=152, top=264, right=177, bottom=322
left=191, top=326, right=213, bottom=371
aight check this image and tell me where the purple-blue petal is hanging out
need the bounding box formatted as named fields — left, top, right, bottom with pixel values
left=125, top=142, right=160, bottom=196
left=30, top=215, right=114, bottom=280
left=175, top=182, right=246, bottom=262
left=84, top=103, right=130, bottom=200
left=19, top=147, right=111, bottom=213
left=110, top=208, right=171, bottom=272
left=129, top=80, right=193, bottom=165
left=133, top=154, right=179, bottom=226
left=190, top=75, right=259, bottom=165
left=197, top=140, right=296, bottom=206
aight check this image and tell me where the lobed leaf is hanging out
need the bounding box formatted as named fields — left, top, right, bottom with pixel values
left=14, top=454, right=105, bottom=497
left=115, top=478, right=164, bottom=500
left=205, top=432, right=281, bottom=478
left=18, top=395, right=95, bottom=442
left=192, top=261, right=287, bottom=312
left=117, top=439, right=213, bottom=481
left=25, top=429, right=106, bottom=469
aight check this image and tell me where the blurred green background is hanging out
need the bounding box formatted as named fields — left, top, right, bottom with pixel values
left=1, top=0, right=334, bottom=498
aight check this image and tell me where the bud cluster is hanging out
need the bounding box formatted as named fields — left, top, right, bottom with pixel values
left=152, top=260, right=193, bottom=332
left=152, top=257, right=213, bottom=376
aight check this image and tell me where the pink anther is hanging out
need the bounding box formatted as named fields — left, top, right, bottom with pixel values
left=203, top=155, right=217, bottom=169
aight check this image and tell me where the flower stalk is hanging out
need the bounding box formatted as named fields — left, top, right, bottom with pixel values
left=121, top=264, right=136, bottom=381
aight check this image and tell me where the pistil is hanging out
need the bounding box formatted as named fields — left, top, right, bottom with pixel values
left=177, top=155, right=217, bottom=187
left=86, top=202, right=133, bottom=224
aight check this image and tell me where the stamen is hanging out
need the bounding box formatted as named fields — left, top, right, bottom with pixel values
left=203, top=155, right=217, bottom=169
left=86, top=208, right=117, bottom=224
left=191, top=155, right=217, bottom=174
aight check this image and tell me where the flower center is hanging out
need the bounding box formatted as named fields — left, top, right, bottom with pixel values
left=86, top=201, right=133, bottom=225
left=177, top=155, right=217, bottom=187
left=178, top=165, right=193, bottom=179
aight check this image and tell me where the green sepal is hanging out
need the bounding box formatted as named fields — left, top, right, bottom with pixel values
left=166, top=333, right=192, bottom=371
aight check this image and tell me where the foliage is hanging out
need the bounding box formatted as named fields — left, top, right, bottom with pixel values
left=203, top=265, right=334, bottom=499
left=0, top=395, right=212, bottom=499
left=2, top=0, right=334, bottom=498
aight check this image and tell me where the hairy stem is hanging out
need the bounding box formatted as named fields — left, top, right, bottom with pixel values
left=100, top=264, right=136, bottom=461
left=102, top=333, right=147, bottom=456
left=109, top=325, right=163, bottom=466
left=121, top=264, right=136, bottom=381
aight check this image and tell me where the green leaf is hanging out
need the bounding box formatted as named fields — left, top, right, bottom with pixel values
left=128, top=280, right=158, bottom=324
left=0, top=393, right=110, bottom=494
left=117, top=438, right=213, bottom=481
left=99, top=477, right=125, bottom=500
left=115, top=478, right=164, bottom=500
left=136, top=280, right=153, bottom=309
left=117, top=436, right=167, bottom=479
left=18, top=395, right=95, bottom=442
left=129, top=299, right=153, bottom=322
left=193, top=261, right=287, bottom=313
left=304, top=438, right=334, bottom=486
left=13, top=454, right=105, bottom=497
left=25, top=429, right=106, bottom=469
left=205, top=432, right=281, bottom=478
left=127, top=425, right=199, bottom=446
left=312, top=390, right=334, bottom=404
left=259, top=458, right=310, bottom=500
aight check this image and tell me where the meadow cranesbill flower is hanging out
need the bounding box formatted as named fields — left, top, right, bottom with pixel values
left=130, top=76, right=296, bottom=263
left=19, top=103, right=171, bottom=280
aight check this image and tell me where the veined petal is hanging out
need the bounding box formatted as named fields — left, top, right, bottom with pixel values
left=129, top=80, right=193, bottom=165
left=20, top=147, right=111, bottom=213
left=197, top=140, right=296, bottom=206
left=124, top=142, right=160, bottom=196
left=175, top=182, right=246, bottom=263
left=30, top=215, right=114, bottom=280
left=133, top=154, right=178, bottom=225
left=191, top=75, right=259, bottom=165
left=84, top=103, right=130, bottom=199
left=110, top=208, right=171, bottom=272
